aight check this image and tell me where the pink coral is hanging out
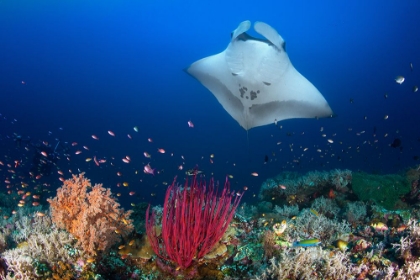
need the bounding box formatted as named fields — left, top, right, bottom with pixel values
left=47, top=173, right=133, bottom=257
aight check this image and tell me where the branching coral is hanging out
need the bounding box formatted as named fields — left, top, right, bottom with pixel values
left=273, top=204, right=299, bottom=218
left=288, top=209, right=351, bottom=245
left=311, top=196, right=340, bottom=218
left=255, top=247, right=361, bottom=279
left=47, top=173, right=133, bottom=257
left=344, top=201, right=367, bottom=226
left=2, top=227, right=79, bottom=279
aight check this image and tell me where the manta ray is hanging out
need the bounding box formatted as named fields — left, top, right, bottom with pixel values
left=186, top=20, right=333, bottom=130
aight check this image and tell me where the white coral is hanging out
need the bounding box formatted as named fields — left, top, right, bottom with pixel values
left=273, top=204, right=299, bottom=218
left=1, top=227, right=79, bottom=279
left=256, top=247, right=361, bottom=279
left=289, top=209, right=351, bottom=244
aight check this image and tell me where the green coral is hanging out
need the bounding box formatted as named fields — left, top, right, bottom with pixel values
left=352, top=172, right=410, bottom=209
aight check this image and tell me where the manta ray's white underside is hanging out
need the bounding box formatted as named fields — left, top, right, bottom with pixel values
left=186, top=20, right=333, bottom=130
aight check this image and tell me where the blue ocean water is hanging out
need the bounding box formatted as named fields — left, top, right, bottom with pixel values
left=1, top=0, right=420, bottom=207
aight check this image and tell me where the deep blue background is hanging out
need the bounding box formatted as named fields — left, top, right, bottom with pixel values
left=1, top=0, right=420, bottom=206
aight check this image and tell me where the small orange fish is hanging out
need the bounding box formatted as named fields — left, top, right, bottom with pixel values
left=397, top=225, right=407, bottom=232
left=122, top=158, right=130, bottom=164
left=41, top=151, right=48, bottom=157
left=91, top=135, right=99, bottom=140
left=251, top=172, right=258, bottom=177
left=158, top=148, right=165, bottom=154
left=108, top=130, right=115, bottom=136
left=328, top=189, right=336, bottom=199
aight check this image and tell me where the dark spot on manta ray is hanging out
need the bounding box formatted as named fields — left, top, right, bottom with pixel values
left=263, top=82, right=271, bottom=86
left=239, top=87, right=246, bottom=98
left=250, top=91, right=257, bottom=100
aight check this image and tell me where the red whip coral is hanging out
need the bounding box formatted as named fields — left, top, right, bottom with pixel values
left=146, top=174, right=243, bottom=269
left=47, top=173, right=133, bottom=257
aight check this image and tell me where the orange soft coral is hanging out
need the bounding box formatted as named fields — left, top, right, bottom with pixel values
left=47, top=173, right=133, bottom=257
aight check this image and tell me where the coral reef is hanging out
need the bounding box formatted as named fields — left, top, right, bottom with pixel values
left=259, top=169, right=353, bottom=208
left=4, top=167, right=420, bottom=279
